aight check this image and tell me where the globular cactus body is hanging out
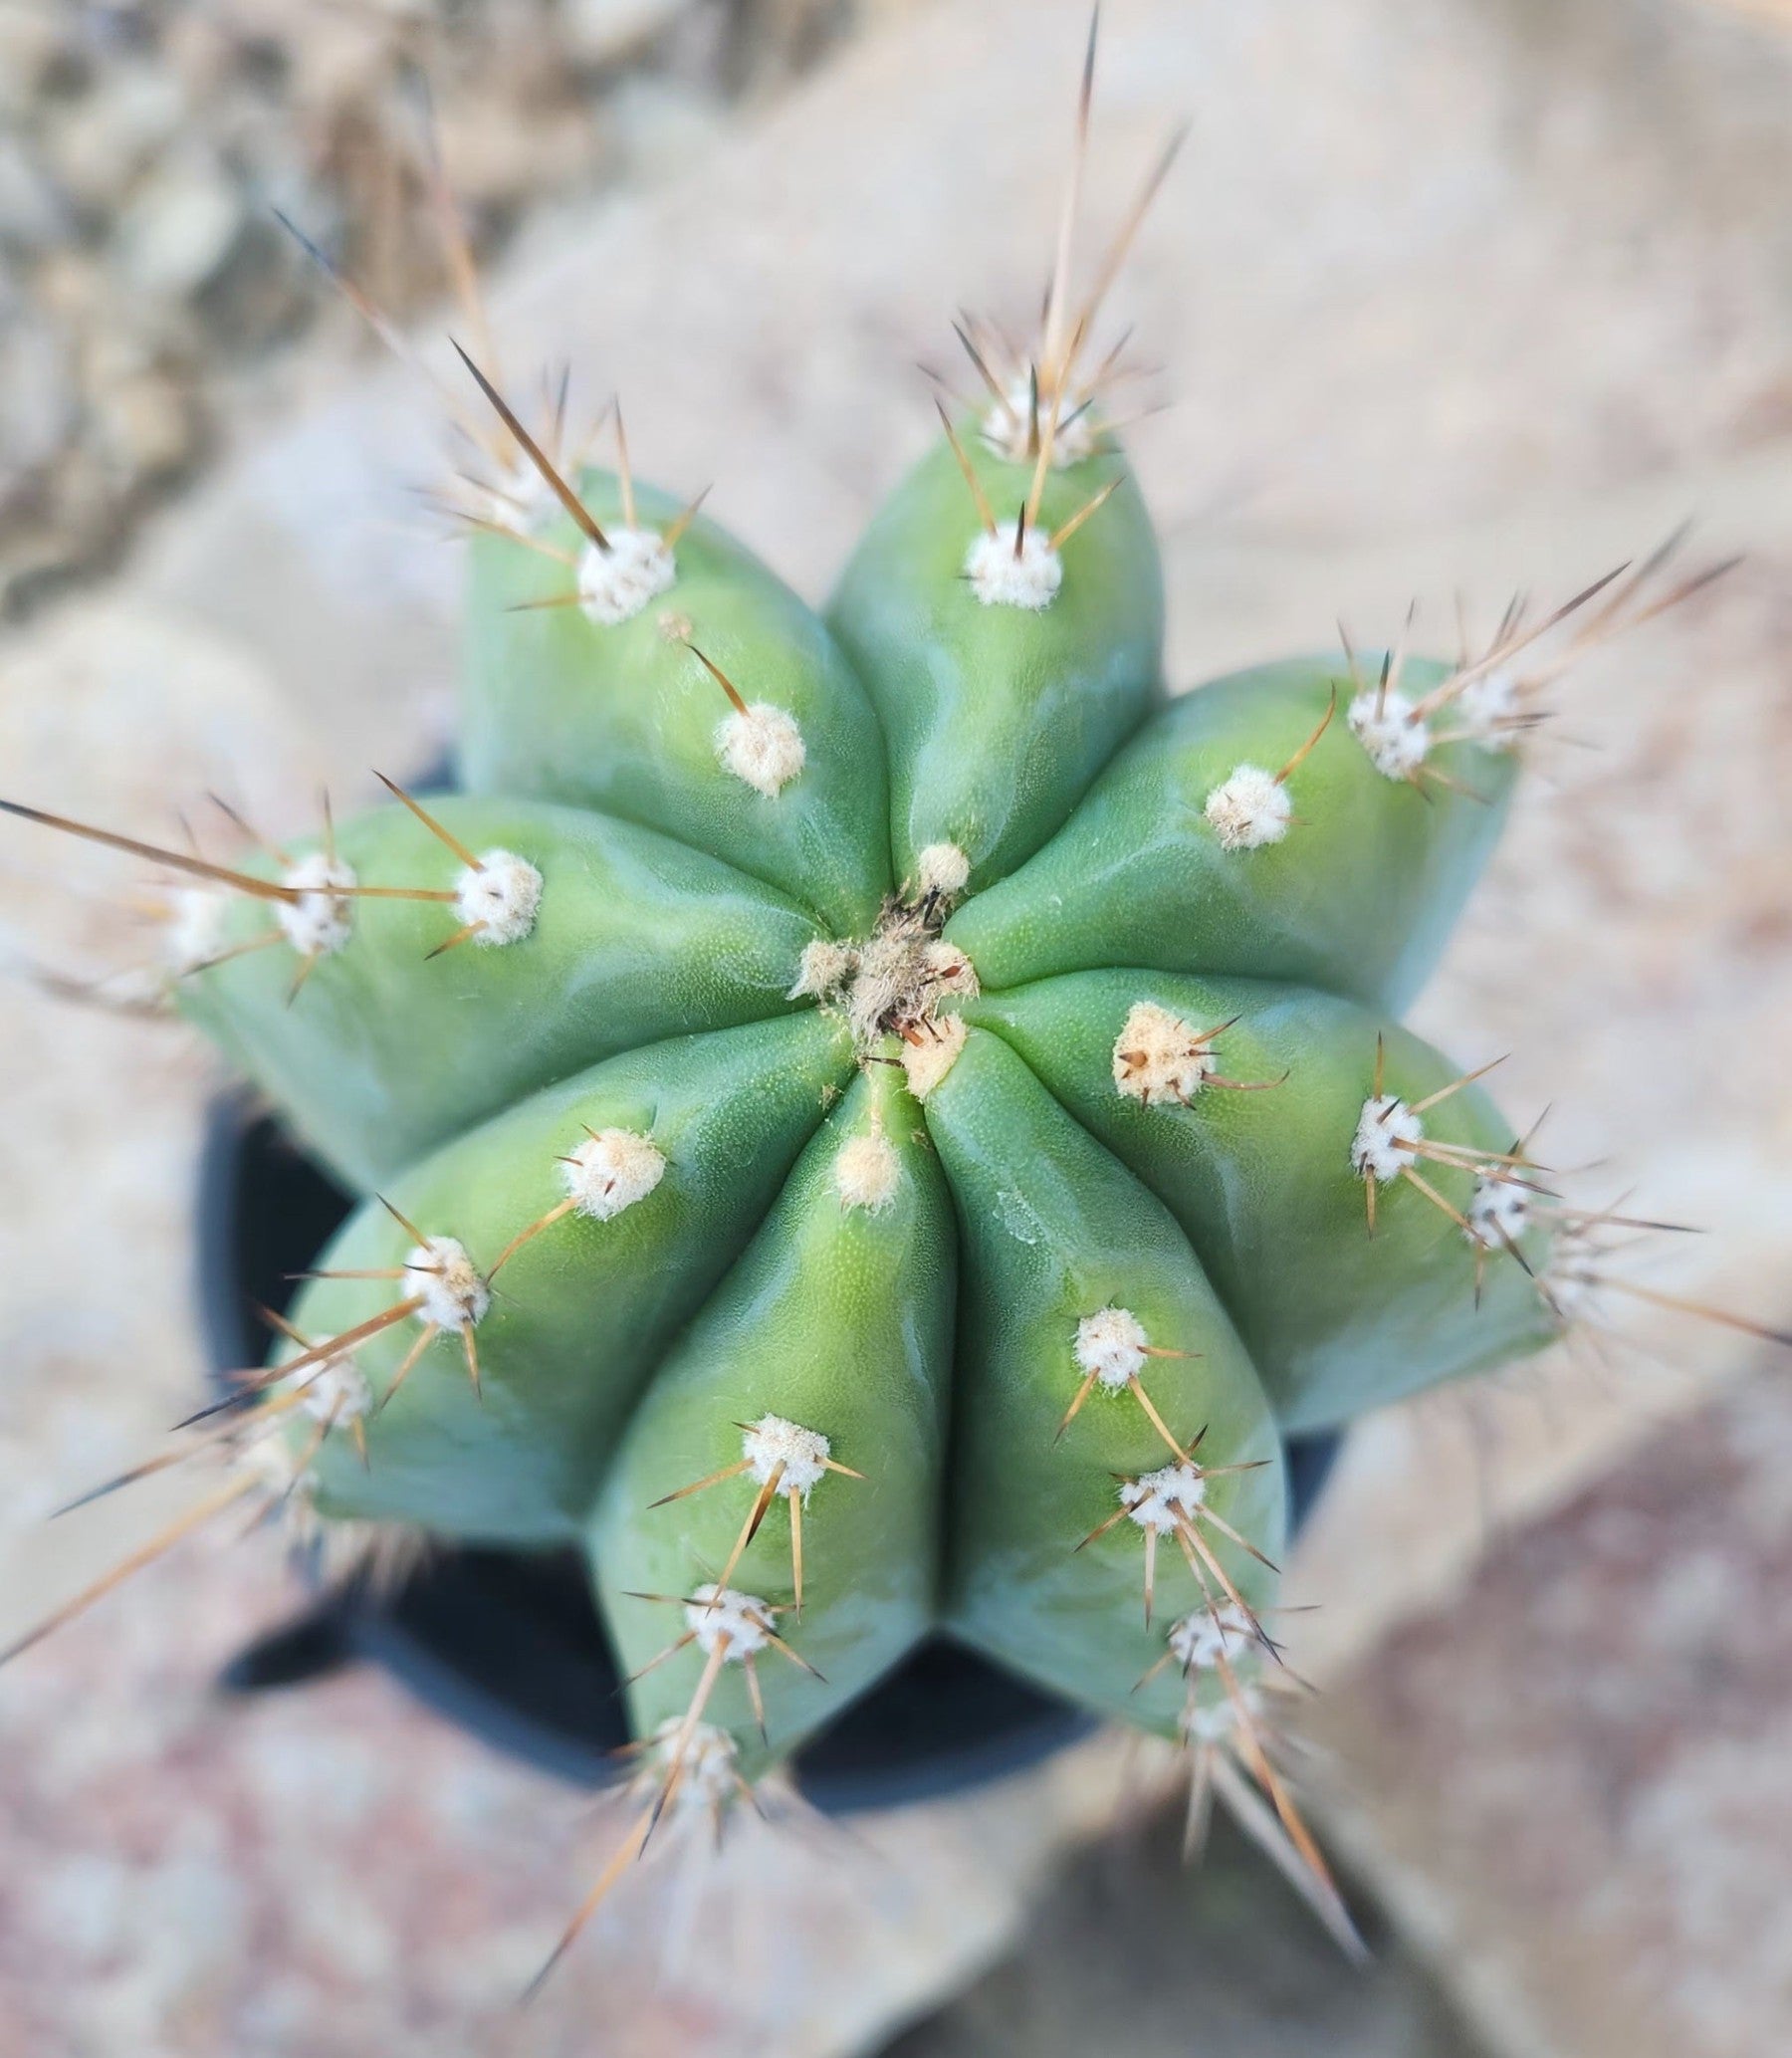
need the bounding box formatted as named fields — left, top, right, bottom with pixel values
left=196, top=408, right=1544, bottom=1798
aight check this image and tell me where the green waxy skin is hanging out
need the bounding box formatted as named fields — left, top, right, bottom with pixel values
left=963, top=973, right=1558, bottom=1433
left=946, top=658, right=1516, bottom=1013
left=926, top=1030, right=1284, bottom=1738
left=135, top=419, right=1560, bottom=1805
left=590, top=1062, right=955, bottom=1773
left=827, top=429, right=1164, bottom=891
left=177, top=794, right=824, bottom=1189
left=463, top=474, right=891, bottom=933
left=284, top=1012, right=854, bottom=1542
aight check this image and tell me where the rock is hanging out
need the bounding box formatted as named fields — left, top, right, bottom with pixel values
left=1316, top=1363, right=1792, bottom=2058
left=0, top=300, right=80, bottom=498
left=0, top=134, right=72, bottom=257
left=562, top=0, right=686, bottom=70
left=0, top=7, right=74, bottom=120
left=43, top=63, right=187, bottom=214
left=112, top=148, right=249, bottom=302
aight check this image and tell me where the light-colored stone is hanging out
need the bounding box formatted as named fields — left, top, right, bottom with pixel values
left=1315, top=1363, right=1792, bottom=2058
left=113, top=148, right=249, bottom=301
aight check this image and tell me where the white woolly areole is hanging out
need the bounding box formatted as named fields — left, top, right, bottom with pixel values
left=291, top=1353, right=372, bottom=1425
left=560, top=1128, right=666, bottom=1221
left=404, top=1238, right=490, bottom=1330
left=277, top=852, right=356, bottom=957
left=453, top=849, right=542, bottom=946
left=238, top=1433, right=315, bottom=1506
left=1121, top=1462, right=1207, bottom=1533
left=742, top=1414, right=831, bottom=1497
left=1074, top=1306, right=1150, bottom=1390
left=1454, top=668, right=1521, bottom=751
left=833, top=1126, right=901, bottom=1212
left=789, top=938, right=856, bottom=1001
left=965, top=521, right=1062, bottom=611
left=915, top=842, right=972, bottom=899
left=686, top=1585, right=775, bottom=1659
left=1466, top=1175, right=1531, bottom=1251
left=1543, top=1231, right=1603, bottom=1324
left=475, top=453, right=557, bottom=536
left=1113, top=1001, right=1217, bottom=1106
left=901, top=1013, right=967, bottom=1101
left=163, top=885, right=231, bottom=973
left=984, top=378, right=1101, bottom=465
left=1169, top=1602, right=1254, bottom=1673
left=1204, top=764, right=1292, bottom=852
left=645, top=1716, right=739, bottom=1810
left=576, top=528, right=677, bottom=625
left=1182, top=1680, right=1262, bottom=1746
left=1351, top=1095, right=1423, bottom=1183
left=1347, top=689, right=1430, bottom=780
left=716, top=703, right=806, bottom=798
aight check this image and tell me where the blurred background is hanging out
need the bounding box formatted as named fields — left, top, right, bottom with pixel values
left=2, top=0, right=1792, bottom=2052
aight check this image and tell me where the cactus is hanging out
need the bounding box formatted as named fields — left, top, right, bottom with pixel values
left=3, top=20, right=1782, bottom=1985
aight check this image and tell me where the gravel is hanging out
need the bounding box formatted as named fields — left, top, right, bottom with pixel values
left=0, top=0, right=891, bottom=617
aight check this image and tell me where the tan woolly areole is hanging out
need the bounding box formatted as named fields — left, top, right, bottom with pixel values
left=561, top=1128, right=666, bottom=1221
left=1204, top=765, right=1291, bottom=851
left=575, top=529, right=676, bottom=625
left=1121, top=1462, right=1207, bottom=1533
left=833, top=1125, right=901, bottom=1212
left=1113, top=1002, right=1217, bottom=1106
left=915, top=842, right=972, bottom=900
left=1074, top=1306, right=1150, bottom=1390
left=277, top=852, right=356, bottom=957
left=404, top=1238, right=490, bottom=1330
left=686, top=1586, right=775, bottom=1658
left=902, top=1015, right=967, bottom=1101
left=1351, top=1095, right=1423, bottom=1183
left=742, top=1415, right=831, bottom=1497
left=965, top=521, right=1062, bottom=610
left=789, top=938, right=857, bottom=1001
left=793, top=890, right=979, bottom=1070
left=454, top=849, right=542, bottom=946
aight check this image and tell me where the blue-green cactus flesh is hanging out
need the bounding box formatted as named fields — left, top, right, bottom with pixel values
left=11, top=432, right=1571, bottom=1824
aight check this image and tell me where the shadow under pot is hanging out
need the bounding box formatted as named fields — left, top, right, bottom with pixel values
left=196, top=1093, right=1342, bottom=1814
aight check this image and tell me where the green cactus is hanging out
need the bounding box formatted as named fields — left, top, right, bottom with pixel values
left=3, top=26, right=1774, bottom=1981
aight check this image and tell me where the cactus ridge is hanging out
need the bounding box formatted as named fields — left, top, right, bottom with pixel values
left=4, top=16, right=1784, bottom=1987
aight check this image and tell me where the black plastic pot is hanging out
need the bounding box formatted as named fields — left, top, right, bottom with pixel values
left=198, top=1094, right=1341, bottom=1811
